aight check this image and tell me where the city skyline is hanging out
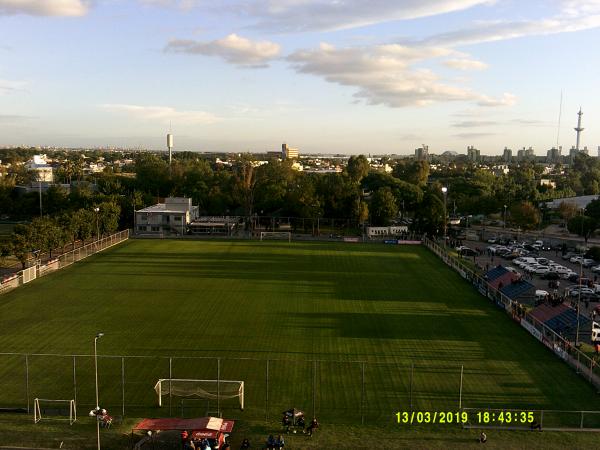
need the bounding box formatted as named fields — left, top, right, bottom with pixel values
left=0, top=0, right=599, bottom=154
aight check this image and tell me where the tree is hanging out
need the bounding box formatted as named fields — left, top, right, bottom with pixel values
left=97, top=201, right=121, bottom=236
left=559, top=201, right=579, bottom=224
left=392, top=160, right=429, bottom=186
left=370, top=187, right=398, bottom=226
left=586, top=199, right=600, bottom=221
left=346, top=155, right=370, bottom=183
left=509, top=202, right=541, bottom=230
left=568, top=215, right=596, bottom=244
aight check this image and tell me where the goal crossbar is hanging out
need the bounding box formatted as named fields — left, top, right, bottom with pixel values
left=33, top=398, right=76, bottom=425
left=260, top=231, right=291, bottom=242
left=154, top=379, right=244, bottom=410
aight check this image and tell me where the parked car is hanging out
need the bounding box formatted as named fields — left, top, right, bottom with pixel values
left=583, top=259, right=596, bottom=268
left=542, top=271, right=560, bottom=280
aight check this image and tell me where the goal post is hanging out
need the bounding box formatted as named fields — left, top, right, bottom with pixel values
left=154, top=379, right=244, bottom=410
left=33, top=398, right=76, bottom=425
left=260, top=231, right=291, bottom=242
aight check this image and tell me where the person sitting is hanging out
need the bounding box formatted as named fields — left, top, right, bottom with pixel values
left=181, top=430, right=189, bottom=449
left=275, top=435, right=285, bottom=449
left=240, top=438, right=251, bottom=449
left=282, top=414, right=291, bottom=433
left=307, top=418, right=319, bottom=437
left=265, top=434, right=276, bottom=450
left=478, top=431, right=487, bottom=443
left=183, top=438, right=196, bottom=450
left=296, top=415, right=305, bottom=433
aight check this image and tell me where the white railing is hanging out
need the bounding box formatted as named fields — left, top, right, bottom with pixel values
left=423, top=237, right=600, bottom=391
left=0, top=230, right=129, bottom=295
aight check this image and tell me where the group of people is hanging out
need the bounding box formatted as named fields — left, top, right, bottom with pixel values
left=265, top=434, right=285, bottom=449
left=180, top=430, right=230, bottom=450
left=281, top=413, right=319, bottom=437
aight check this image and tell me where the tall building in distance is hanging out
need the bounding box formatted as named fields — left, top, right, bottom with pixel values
left=546, top=147, right=561, bottom=163
left=414, top=145, right=429, bottom=161
left=167, top=133, right=173, bottom=167
left=574, top=108, right=584, bottom=151
left=569, top=146, right=579, bottom=163
left=467, top=145, right=480, bottom=162
left=282, top=143, right=299, bottom=160
left=517, top=147, right=535, bottom=161
left=502, top=147, right=512, bottom=163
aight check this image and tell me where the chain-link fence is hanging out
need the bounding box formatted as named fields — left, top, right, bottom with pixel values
left=1, top=352, right=599, bottom=430
left=423, top=238, right=600, bottom=392
left=0, top=230, right=129, bottom=295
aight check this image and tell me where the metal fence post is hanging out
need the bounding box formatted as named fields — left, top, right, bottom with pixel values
left=459, top=365, right=464, bottom=410
left=361, top=362, right=365, bottom=425
left=409, top=363, right=414, bottom=411
left=217, top=358, right=221, bottom=417
left=312, top=360, right=317, bottom=419
left=121, top=357, right=125, bottom=418
left=72, top=356, right=77, bottom=408
left=581, top=411, right=584, bottom=429
left=169, top=358, right=173, bottom=416
left=265, top=359, right=269, bottom=423
left=25, top=354, right=30, bottom=413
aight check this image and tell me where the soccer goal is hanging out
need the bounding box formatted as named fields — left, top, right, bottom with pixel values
left=260, top=231, right=291, bottom=242
left=33, top=398, right=77, bottom=425
left=154, top=379, right=244, bottom=410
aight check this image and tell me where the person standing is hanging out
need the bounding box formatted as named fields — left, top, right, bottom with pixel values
left=307, top=418, right=319, bottom=437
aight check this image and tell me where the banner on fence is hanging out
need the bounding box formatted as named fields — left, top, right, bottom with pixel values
left=520, top=318, right=543, bottom=342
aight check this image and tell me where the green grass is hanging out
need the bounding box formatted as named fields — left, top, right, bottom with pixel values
left=1, top=240, right=600, bottom=448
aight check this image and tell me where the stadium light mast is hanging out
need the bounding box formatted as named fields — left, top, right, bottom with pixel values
left=94, top=332, right=104, bottom=450
left=441, top=187, right=448, bottom=244
left=503, top=205, right=507, bottom=231
left=94, top=207, right=100, bottom=241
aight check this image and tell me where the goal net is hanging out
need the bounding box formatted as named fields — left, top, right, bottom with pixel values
left=33, top=398, right=76, bottom=425
left=260, top=231, right=291, bottom=242
left=154, top=379, right=244, bottom=410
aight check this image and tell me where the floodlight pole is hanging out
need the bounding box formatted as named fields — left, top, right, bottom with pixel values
left=503, top=205, right=507, bottom=230
left=94, top=207, right=100, bottom=242
left=441, top=187, right=448, bottom=245
left=94, top=332, right=104, bottom=450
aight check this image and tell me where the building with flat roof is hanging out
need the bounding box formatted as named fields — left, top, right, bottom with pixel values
left=282, top=143, right=299, bottom=160
left=26, top=154, right=53, bottom=182
left=467, top=146, right=480, bottom=163
left=414, top=145, right=429, bottom=161
left=135, top=197, right=199, bottom=235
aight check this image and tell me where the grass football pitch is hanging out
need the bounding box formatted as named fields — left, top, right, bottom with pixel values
left=1, top=239, right=600, bottom=447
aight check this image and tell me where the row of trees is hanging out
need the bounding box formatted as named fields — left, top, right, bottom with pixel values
left=2, top=201, right=121, bottom=268
left=2, top=147, right=598, bottom=241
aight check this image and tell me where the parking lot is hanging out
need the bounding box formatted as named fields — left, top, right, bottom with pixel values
left=459, top=238, right=600, bottom=319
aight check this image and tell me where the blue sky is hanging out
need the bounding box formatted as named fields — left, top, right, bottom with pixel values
left=0, top=0, right=599, bottom=155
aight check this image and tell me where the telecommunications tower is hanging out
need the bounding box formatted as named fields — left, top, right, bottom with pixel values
left=574, top=108, right=584, bottom=151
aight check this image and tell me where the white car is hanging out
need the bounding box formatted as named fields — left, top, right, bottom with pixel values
left=568, top=287, right=595, bottom=297
left=534, top=266, right=550, bottom=275
left=570, top=256, right=584, bottom=263
left=592, top=265, right=600, bottom=273
left=554, top=266, right=571, bottom=275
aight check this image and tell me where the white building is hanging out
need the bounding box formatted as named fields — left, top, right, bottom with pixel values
left=26, top=155, right=53, bottom=182
left=135, top=197, right=199, bottom=235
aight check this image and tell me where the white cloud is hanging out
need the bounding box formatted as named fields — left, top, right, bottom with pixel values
left=101, top=104, right=219, bottom=125
left=443, top=58, right=488, bottom=70
left=452, top=120, right=497, bottom=127
left=287, top=43, right=513, bottom=108
left=0, top=0, right=89, bottom=16
left=477, top=93, right=516, bottom=107
left=165, top=34, right=281, bottom=68
left=0, top=78, right=26, bottom=94
left=422, top=1, right=600, bottom=48
left=238, top=0, right=494, bottom=32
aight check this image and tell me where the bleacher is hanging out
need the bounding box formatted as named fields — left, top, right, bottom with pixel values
left=500, top=280, right=536, bottom=304
left=485, top=266, right=508, bottom=282
left=530, top=303, right=592, bottom=343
